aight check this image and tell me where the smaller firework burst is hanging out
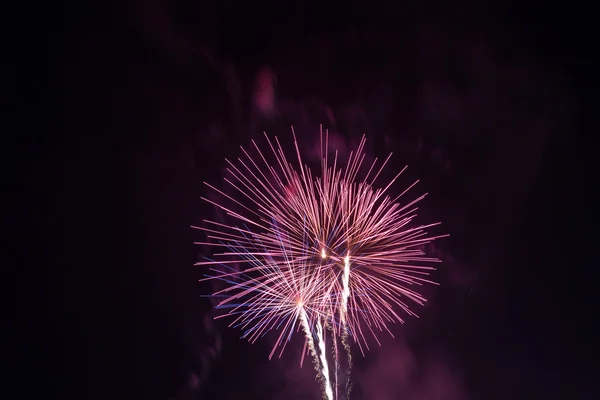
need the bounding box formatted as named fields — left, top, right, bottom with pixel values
left=196, top=218, right=335, bottom=398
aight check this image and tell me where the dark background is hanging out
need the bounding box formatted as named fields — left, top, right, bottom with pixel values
left=13, top=0, right=589, bottom=399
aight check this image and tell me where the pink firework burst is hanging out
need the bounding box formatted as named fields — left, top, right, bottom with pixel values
left=195, top=126, right=447, bottom=355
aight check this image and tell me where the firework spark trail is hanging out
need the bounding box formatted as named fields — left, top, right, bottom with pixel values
left=340, top=253, right=352, bottom=399
left=300, top=306, right=337, bottom=400
left=341, top=331, right=352, bottom=399
left=316, top=318, right=334, bottom=400
left=300, top=309, right=337, bottom=400
left=299, top=308, right=322, bottom=377
left=330, top=323, right=339, bottom=400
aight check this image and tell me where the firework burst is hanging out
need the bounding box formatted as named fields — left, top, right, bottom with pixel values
left=195, top=126, right=446, bottom=399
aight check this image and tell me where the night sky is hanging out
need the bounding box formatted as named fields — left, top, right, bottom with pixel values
left=15, top=1, right=590, bottom=399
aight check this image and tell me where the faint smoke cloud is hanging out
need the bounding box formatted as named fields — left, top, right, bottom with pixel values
left=358, top=336, right=467, bottom=400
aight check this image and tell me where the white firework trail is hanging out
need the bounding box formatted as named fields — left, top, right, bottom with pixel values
left=299, top=307, right=319, bottom=370
left=341, top=253, right=351, bottom=324
left=330, top=322, right=340, bottom=400
left=340, top=253, right=353, bottom=399
left=316, top=317, right=334, bottom=400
